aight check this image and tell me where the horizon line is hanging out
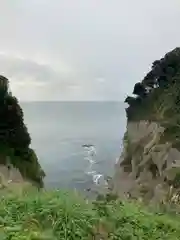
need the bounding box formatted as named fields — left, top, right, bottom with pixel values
left=20, top=100, right=124, bottom=103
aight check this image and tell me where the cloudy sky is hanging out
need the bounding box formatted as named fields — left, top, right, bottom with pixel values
left=0, top=0, right=180, bottom=101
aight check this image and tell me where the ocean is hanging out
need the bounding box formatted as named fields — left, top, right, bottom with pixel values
left=21, top=102, right=126, bottom=193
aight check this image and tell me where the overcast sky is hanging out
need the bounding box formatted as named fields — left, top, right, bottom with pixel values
left=0, top=0, right=180, bottom=101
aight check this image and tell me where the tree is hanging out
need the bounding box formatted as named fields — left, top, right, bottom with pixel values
left=133, top=82, right=146, bottom=97
left=125, top=47, right=180, bottom=121
left=0, top=75, right=44, bottom=186
left=127, top=48, right=180, bottom=106
left=0, top=77, right=31, bottom=153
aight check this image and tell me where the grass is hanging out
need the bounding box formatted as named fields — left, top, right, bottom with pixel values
left=0, top=190, right=180, bottom=239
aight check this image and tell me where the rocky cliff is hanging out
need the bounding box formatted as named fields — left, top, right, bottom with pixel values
left=113, top=121, right=180, bottom=202
left=113, top=48, right=180, bottom=203
left=0, top=75, right=45, bottom=189
left=0, top=148, right=45, bottom=189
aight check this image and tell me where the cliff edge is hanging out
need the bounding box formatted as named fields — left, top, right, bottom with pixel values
left=113, top=48, right=180, bottom=203
left=0, top=75, right=45, bottom=189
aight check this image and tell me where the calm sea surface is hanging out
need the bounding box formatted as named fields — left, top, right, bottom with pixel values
left=21, top=102, right=126, bottom=192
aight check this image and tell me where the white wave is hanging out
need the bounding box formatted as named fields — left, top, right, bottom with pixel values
left=83, top=144, right=107, bottom=186
left=84, top=156, right=95, bottom=164
left=83, top=145, right=96, bottom=156
left=86, top=170, right=96, bottom=175
left=88, top=146, right=97, bottom=155
left=93, top=174, right=109, bottom=186
left=93, top=174, right=103, bottom=185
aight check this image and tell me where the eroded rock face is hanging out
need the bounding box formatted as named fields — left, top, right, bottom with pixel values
left=0, top=160, right=24, bottom=189
left=113, top=121, right=180, bottom=202
left=0, top=154, right=45, bottom=189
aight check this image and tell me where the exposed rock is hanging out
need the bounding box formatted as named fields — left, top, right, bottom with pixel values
left=113, top=121, right=180, bottom=202
left=113, top=48, right=180, bottom=203
left=0, top=154, right=44, bottom=190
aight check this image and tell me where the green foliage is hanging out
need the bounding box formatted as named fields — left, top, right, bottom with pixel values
left=0, top=76, right=31, bottom=150
left=133, top=82, right=147, bottom=97
left=10, top=148, right=45, bottom=187
left=0, top=190, right=97, bottom=240
left=0, top=75, right=44, bottom=186
left=126, top=47, right=180, bottom=121
left=125, top=47, right=180, bottom=155
left=94, top=198, right=180, bottom=239
left=1, top=190, right=180, bottom=239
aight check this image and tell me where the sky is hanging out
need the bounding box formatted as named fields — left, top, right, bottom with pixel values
left=0, top=0, right=180, bottom=101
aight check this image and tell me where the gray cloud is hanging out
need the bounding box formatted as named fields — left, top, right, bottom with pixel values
left=0, top=0, right=180, bottom=100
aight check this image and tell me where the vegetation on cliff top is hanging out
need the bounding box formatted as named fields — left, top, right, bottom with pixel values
left=0, top=189, right=180, bottom=239
left=0, top=75, right=44, bottom=186
left=125, top=47, right=180, bottom=149
left=125, top=47, right=180, bottom=122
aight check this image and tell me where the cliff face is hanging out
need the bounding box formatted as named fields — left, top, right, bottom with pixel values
left=113, top=121, right=180, bottom=202
left=0, top=75, right=45, bottom=189
left=0, top=161, right=23, bottom=189
left=113, top=48, right=180, bottom=202
left=0, top=147, right=45, bottom=189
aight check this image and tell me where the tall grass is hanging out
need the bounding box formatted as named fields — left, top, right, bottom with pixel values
left=1, top=189, right=180, bottom=239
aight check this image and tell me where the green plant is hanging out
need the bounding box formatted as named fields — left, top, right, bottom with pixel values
left=1, top=189, right=180, bottom=239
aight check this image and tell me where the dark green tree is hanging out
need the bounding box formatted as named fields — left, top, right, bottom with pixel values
left=0, top=76, right=31, bottom=153
left=0, top=75, right=44, bottom=187
left=133, top=82, right=146, bottom=97
left=125, top=47, right=180, bottom=120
